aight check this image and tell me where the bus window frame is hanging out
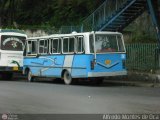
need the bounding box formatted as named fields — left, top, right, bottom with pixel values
left=0, top=35, right=2, bottom=49
left=119, top=34, right=126, bottom=53
left=89, top=33, right=95, bottom=54
left=51, top=37, right=62, bottom=54
left=62, top=36, right=75, bottom=54
left=76, top=36, right=85, bottom=54
left=26, top=39, right=38, bottom=56
left=38, top=39, right=49, bottom=55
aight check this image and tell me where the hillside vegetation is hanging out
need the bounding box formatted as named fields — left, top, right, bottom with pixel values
left=0, top=0, right=105, bottom=28
left=0, top=0, right=159, bottom=43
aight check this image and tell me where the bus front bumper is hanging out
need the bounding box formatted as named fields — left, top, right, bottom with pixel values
left=0, top=66, right=23, bottom=72
left=88, top=71, right=127, bottom=77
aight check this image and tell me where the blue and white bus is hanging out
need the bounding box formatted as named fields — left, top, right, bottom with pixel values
left=23, top=31, right=127, bottom=85
left=0, top=29, right=27, bottom=79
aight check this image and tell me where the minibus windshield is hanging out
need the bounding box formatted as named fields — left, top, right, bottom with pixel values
left=90, top=34, right=125, bottom=53
left=1, top=35, right=26, bottom=51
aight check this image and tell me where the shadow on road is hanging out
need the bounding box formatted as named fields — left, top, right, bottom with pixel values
left=0, top=73, right=132, bottom=87
left=21, top=78, right=129, bottom=87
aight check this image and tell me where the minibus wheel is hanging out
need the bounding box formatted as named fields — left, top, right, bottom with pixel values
left=27, top=70, right=34, bottom=82
left=63, top=70, right=73, bottom=85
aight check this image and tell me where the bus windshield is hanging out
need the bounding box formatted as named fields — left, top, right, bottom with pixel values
left=90, top=34, right=125, bottom=53
left=1, top=35, right=26, bottom=51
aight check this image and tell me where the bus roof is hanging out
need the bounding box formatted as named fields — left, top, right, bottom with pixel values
left=27, top=31, right=122, bottom=40
left=0, top=29, right=26, bottom=34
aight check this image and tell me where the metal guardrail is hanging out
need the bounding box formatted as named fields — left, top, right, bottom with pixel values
left=126, top=43, right=159, bottom=72
left=82, top=0, right=128, bottom=32
left=59, top=0, right=128, bottom=33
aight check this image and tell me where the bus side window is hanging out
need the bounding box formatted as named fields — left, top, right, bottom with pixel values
left=89, top=35, right=94, bottom=53
left=77, top=36, right=84, bottom=53
left=27, top=41, right=32, bottom=54
left=27, top=40, right=37, bottom=55
left=39, top=39, right=49, bottom=54
left=58, top=39, right=62, bottom=53
left=52, top=38, right=59, bottom=53
left=31, top=41, right=37, bottom=54
left=63, top=37, right=75, bottom=53
left=69, top=37, right=74, bottom=53
left=44, top=40, right=48, bottom=53
left=53, top=38, right=61, bottom=53
left=39, top=40, right=44, bottom=53
left=63, top=38, right=69, bottom=53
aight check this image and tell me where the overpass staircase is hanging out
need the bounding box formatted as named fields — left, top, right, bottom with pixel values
left=98, top=0, right=147, bottom=31
left=60, top=0, right=160, bottom=46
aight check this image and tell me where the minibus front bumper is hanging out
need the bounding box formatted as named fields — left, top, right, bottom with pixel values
left=0, top=66, right=23, bottom=72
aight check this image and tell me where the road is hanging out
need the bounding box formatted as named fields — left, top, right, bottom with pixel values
left=0, top=77, right=160, bottom=115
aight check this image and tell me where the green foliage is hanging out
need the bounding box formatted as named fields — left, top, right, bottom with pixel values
left=0, top=0, right=105, bottom=28
left=131, top=33, right=157, bottom=43
left=124, top=12, right=158, bottom=43
left=0, top=0, right=158, bottom=43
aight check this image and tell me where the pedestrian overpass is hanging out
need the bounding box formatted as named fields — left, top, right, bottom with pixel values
left=60, top=0, right=160, bottom=46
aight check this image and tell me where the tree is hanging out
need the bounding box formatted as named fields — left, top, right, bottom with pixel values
left=0, top=0, right=22, bottom=27
left=0, top=0, right=105, bottom=28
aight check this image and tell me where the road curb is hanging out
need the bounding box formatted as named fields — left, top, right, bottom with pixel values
left=104, top=80, right=160, bottom=87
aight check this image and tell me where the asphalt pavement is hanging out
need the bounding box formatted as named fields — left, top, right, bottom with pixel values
left=0, top=79, right=159, bottom=115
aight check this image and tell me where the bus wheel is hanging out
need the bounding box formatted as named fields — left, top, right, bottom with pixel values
left=63, top=70, right=73, bottom=85
left=27, top=70, right=34, bottom=82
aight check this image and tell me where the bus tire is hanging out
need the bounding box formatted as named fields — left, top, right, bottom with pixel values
left=27, top=70, right=34, bottom=82
left=63, top=70, right=73, bottom=85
